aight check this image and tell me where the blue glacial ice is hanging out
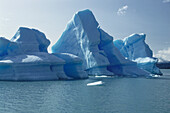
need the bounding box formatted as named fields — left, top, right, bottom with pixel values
left=52, top=9, right=113, bottom=76
left=0, top=9, right=162, bottom=80
left=52, top=53, right=87, bottom=79
left=114, top=33, right=162, bottom=75
left=52, top=9, right=151, bottom=77
left=0, top=27, right=88, bottom=80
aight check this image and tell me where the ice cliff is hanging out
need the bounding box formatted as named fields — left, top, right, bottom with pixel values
left=114, top=33, right=162, bottom=75
left=52, top=9, right=151, bottom=77
left=0, top=27, right=88, bottom=80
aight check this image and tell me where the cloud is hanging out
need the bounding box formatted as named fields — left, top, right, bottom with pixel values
left=162, top=0, right=170, bottom=3
left=117, top=5, right=128, bottom=16
left=154, top=47, right=170, bottom=62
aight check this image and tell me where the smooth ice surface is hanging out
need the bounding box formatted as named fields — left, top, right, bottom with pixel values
left=0, top=27, right=88, bottom=80
left=52, top=9, right=150, bottom=77
left=114, top=33, right=162, bottom=75
left=95, top=75, right=108, bottom=78
left=87, top=81, right=104, bottom=86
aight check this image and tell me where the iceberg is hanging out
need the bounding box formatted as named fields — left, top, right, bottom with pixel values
left=52, top=9, right=113, bottom=76
left=134, top=57, right=162, bottom=75
left=0, top=27, right=88, bottom=80
left=0, top=9, right=161, bottom=80
left=114, top=33, right=162, bottom=75
left=113, top=33, right=152, bottom=60
left=52, top=9, right=150, bottom=77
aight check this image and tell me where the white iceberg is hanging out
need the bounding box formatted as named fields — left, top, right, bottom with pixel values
left=95, top=75, right=108, bottom=78
left=87, top=81, right=104, bottom=86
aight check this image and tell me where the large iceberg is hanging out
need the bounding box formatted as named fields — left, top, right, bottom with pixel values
left=113, top=33, right=162, bottom=75
left=52, top=10, right=113, bottom=75
left=0, top=9, right=162, bottom=80
left=52, top=9, right=150, bottom=77
left=0, top=27, right=88, bottom=80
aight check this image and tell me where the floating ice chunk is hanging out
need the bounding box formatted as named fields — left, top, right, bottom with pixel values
left=0, top=60, right=13, bottom=63
left=87, top=81, right=104, bottom=86
left=95, top=75, right=108, bottom=78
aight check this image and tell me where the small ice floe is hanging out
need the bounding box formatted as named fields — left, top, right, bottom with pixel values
left=95, top=75, right=108, bottom=78
left=87, top=81, right=104, bottom=86
left=151, top=74, right=161, bottom=78
left=147, top=74, right=161, bottom=79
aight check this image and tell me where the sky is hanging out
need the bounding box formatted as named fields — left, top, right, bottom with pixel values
left=0, top=0, right=170, bottom=61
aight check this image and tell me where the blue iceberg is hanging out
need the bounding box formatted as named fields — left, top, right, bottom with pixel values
left=0, top=27, right=88, bottom=80
left=52, top=9, right=151, bottom=77
left=114, top=33, right=162, bottom=75
left=52, top=9, right=113, bottom=76
left=0, top=9, right=162, bottom=80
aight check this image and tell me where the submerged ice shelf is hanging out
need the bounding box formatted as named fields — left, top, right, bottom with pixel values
left=0, top=9, right=162, bottom=81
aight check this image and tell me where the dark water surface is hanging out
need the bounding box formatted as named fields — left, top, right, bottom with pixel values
left=0, top=69, right=170, bottom=113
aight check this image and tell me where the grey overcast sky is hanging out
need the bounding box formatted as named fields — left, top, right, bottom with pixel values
left=0, top=0, right=170, bottom=60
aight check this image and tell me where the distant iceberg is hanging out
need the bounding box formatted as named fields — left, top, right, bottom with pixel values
left=52, top=9, right=151, bottom=77
left=114, top=33, right=162, bottom=75
left=0, top=27, right=88, bottom=80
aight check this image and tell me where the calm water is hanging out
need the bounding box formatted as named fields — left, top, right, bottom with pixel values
left=0, top=69, right=170, bottom=113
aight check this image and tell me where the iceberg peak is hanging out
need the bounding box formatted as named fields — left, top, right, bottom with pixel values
left=123, top=33, right=146, bottom=46
left=11, top=27, right=50, bottom=53
left=52, top=9, right=151, bottom=77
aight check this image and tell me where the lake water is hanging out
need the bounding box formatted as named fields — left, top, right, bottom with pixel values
left=0, top=69, right=170, bottom=113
